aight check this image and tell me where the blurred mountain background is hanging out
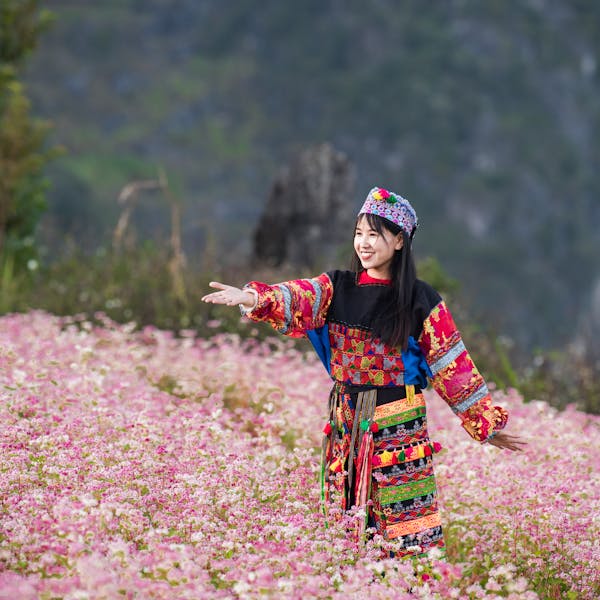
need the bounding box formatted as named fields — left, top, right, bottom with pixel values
left=3, top=0, right=600, bottom=404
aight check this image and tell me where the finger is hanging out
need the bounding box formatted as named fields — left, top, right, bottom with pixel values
left=208, top=281, right=229, bottom=290
left=201, top=293, right=227, bottom=303
left=505, top=437, right=527, bottom=447
left=488, top=437, right=520, bottom=451
left=496, top=433, right=527, bottom=444
left=495, top=440, right=526, bottom=451
left=492, top=442, right=516, bottom=451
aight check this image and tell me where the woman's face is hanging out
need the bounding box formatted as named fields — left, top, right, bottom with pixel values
left=354, top=215, right=403, bottom=279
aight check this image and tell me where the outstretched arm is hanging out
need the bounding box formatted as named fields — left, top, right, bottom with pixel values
left=201, top=281, right=257, bottom=310
left=418, top=300, right=526, bottom=449
left=202, top=274, right=334, bottom=338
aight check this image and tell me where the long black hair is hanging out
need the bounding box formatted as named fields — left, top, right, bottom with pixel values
left=350, top=212, right=417, bottom=350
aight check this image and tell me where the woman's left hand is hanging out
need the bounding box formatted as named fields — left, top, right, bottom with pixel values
left=486, top=432, right=527, bottom=451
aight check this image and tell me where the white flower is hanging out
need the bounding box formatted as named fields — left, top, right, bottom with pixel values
left=80, top=495, right=98, bottom=508
left=232, top=581, right=251, bottom=595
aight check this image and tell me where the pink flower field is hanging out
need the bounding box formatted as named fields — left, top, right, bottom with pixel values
left=0, top=312, right=598, bottom=599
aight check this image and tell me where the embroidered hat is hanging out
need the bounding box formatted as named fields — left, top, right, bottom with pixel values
left=358, top=187, right=418, bottom=237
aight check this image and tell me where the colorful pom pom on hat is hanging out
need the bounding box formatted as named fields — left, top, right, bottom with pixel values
left=358, top=187, right=418, bottom=237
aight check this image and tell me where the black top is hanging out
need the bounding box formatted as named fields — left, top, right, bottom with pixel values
left=325, top=270, right=442, bottom=340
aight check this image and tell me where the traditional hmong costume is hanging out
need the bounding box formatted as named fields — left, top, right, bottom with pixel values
left=241, top=187, right=508, bottom=558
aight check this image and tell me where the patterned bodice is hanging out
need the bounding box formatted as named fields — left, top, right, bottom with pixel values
left=243, top=270, right=508, bottom=442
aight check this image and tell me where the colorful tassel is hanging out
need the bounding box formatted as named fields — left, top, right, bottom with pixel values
left=320, top=455, right=327, bottom=518
left=379, top=449, right=392, bottom=464
left=354, top=430, right=374, bottom=541
left=323, top=421, right=333, bottom=435
left=370, top=442, right=442, bottom=470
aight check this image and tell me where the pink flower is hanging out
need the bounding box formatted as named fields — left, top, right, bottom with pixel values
left=0, top=311, right=598, bottom=598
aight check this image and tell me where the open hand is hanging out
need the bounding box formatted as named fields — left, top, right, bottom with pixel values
left=201, top=281, right=256, bottom=309
left=486, top=432, right=527, bottom=452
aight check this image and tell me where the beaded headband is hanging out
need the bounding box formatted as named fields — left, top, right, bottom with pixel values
left=358, top=187, right=418, bottom=237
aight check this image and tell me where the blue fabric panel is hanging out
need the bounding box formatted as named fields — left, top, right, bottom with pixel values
left=307, top=325, right=332, bottom=376
left=402, top=336, right=433, bottom=388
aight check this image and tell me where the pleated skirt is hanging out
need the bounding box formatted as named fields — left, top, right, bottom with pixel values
left=322, top=383, right=445, bottom=558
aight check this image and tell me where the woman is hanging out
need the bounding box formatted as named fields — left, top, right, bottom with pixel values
left=202, top=186, right=525, bottom=558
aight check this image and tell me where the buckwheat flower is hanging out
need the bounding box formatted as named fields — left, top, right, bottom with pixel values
left=79, top=495, right=98, bottom=508
left=508, top=576, right=530, bottom=593
left=489, top=563, right=516, bottom=579
left=1, top=312, right=599, bottom=598
left=486, top=577, right=502, bottom=591
left=465, top=583, right=486, bottom=598
left=232, top=580, right=251, bottom=595
left=427, top=546, right=444, bottom=561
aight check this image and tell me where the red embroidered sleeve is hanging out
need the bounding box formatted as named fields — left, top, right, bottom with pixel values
left=242, top=273, right=334, bottom=338
left=418, top=301, right=508, bottom=442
